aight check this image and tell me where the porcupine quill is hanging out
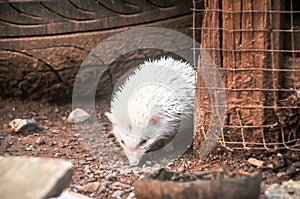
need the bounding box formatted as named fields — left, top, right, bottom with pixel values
left=106, top=57, right=195, bottom=166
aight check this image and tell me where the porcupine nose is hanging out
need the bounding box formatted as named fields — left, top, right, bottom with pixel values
left=129, top=160, right=139, bottom=166
left=125, top=151, right=143, bottom=166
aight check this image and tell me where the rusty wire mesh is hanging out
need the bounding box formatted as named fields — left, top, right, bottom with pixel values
left=192, top=0, right=300, bottom=152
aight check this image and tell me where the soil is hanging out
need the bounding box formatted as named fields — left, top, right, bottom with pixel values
left=0, top=97, right=299, bottom=199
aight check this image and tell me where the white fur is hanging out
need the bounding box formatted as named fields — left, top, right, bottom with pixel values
left=107, top=57, right=195, bottom=165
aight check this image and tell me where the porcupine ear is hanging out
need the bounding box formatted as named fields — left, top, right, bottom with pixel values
left=146, top=115, right=161, bottom=127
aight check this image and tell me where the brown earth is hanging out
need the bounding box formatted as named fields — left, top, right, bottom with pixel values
left=0, top=97, right=299, bottom=198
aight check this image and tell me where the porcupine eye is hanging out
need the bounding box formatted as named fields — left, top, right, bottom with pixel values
left=121, top=140, right=125, bottom=145
left=139, top=139, right=147, bottom=146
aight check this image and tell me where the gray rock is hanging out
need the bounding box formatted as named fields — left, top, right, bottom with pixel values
left=9, top=118, right=38, bottom=132
left=66, top=108, right=90, bottom=123
left=127, top=192, right=135, bottom=199
left=111, top=190, right=123, bottom=198
left=0, top=156, right=73, bottom=199
left=265, top=180, right=300, bottom=199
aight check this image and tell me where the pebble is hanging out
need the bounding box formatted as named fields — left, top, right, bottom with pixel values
left=82, top=182, right=100, bottom=193
left=127, top=192, right=135, bottom=199
left=66, top=108, right=90, bottom=123
left=25, top=145, right=35, bottom=151
left=9, top=118, right=38, bottom=133
left=111, top=182, right=131, bottom=190
left=102, top=180, right=113, bottom=187
left=294, top=162, right=300, bottom=167
left=78, top=160, right=87, bottom=165
left=50, top=142, right=57, bottom=146
left=94, top=170, right=102, bottom=175
left=111, top=190, right=123, bottom=198
left=52, top=129, right=60, bottom=134
left=276, top=172, right=286, bottom=178
left=42, top=126, right=49, bottom=130
left=35, top=137, right=46, bottom=145
left=145, top=161, right=152, bottom=166
left=106, top=172, right=117, bottom=181
left=99, top=185, right=106, bottom=193
left=247, top=158, right=264, bottom=168
left=71, top=185, right=83, bottom=192
left=53, top=153, right=60, bottom=158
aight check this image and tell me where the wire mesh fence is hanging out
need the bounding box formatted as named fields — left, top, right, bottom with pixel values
left=193, top=0, right=300, bottom=152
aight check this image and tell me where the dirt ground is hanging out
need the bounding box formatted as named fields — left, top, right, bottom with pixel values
left=0, top=97, right=299, bottom=198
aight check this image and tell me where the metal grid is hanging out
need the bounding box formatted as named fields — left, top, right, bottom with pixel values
left=193, top=0, right=300, bottom=151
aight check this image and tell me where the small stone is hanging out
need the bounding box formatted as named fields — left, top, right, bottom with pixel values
left=35, top=137, right=46, bottom=145
left=294, top=162, right=300, bottom=168
left=111, top=190, right=123, bottom=198
left=9, top=118, right=38, bottom=133
left=25, top=145, right=35, bottom=151
left=53, top=153, right=60, bottom=158
left=60, top=144, right=68, bottom=148
left=267, top=163, right=274, bottom=169
left=79, top=160, right=86, bottom=165
left=94, top=170, right=104, bottom=175
left=99, top=185, right=106, bottom=193
left=71, top=185, right=83, bottom=192
left=37, top=116, right=48, bottom=120
left=296, top=89, right=300, bottom=99
left=145, top=161, right=152, bottom=166
left=84, top=170, right=90, bottom=175
left=247, top=158, right=264, bottom=168
left=52, top=129, right=60, bottom=134
left=277, top=153, right=282, bottom=157
left=43, top=126, right=49, bottom=130
left=50, top=142, right=57, bottom=146
left=106, top=173, right=117, bottom=181
left=103, top=180, right=113, bottom=187
left=111, top=182, right=131, bottom=190
left=86, top=157, right=95, bottom=161
left=66, top=108, right=90, bottom=123
left=127, top=192, right=135, bottom=199
left=82, top=182, right=100, bottom=193
left=177, top=166, right=185, bottom=172
left=276, top=172, right=286, bottom=178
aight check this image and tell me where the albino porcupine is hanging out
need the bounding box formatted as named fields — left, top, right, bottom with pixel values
left=106, top=57, right=195, bottom=166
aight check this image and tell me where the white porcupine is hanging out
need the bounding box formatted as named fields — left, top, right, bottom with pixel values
left=106, top=57, right=195, bottom=166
